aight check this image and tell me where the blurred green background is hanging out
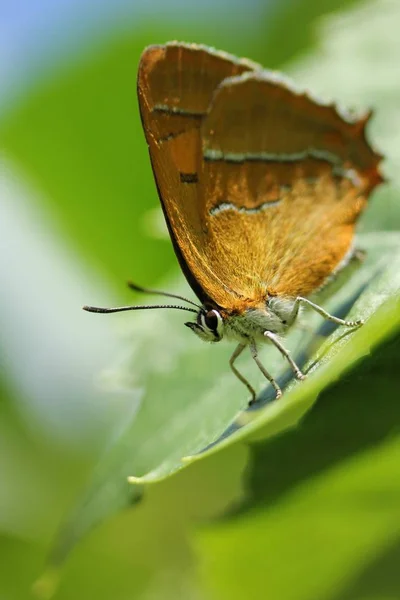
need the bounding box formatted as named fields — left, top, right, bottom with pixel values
left=1, top=0, right=400, bottom=598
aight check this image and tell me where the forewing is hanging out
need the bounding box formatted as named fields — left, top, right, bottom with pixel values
left=137, top=43, right=259, bottom=304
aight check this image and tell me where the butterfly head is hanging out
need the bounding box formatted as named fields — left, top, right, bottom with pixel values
left=185, top=296, right=298, bottom=344
left=185, top=308, right=224, bottom=342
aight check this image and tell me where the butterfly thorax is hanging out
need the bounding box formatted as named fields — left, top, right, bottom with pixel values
left=186, top=295, right=297, bottom=344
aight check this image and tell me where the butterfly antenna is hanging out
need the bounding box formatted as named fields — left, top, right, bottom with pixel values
left=127, top=280, right=202, bottom=309
left=83, top=304, right=198, bottom=315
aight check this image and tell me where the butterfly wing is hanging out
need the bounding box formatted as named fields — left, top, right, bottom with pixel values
left=200, top=71, right=383, bottom=304
left=137, top=43, right=260, bottom=304
left=138, top=44, right=382, bottom=311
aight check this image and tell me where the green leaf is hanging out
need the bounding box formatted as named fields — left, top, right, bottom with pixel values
left=196, top=429, right=400, bottom=600
left=48, top=232, right=400, bottom=568
left=195, top=300, right=400, bottom=600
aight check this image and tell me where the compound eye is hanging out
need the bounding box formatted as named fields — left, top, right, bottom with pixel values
left=204, top=310, right=219, bottom=331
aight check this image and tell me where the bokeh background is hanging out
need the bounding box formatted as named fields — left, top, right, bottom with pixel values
left=1, top=0, right=400, bottom=598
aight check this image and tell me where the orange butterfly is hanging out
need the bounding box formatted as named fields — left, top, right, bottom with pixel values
left=84, top=42, right=383, bottom=404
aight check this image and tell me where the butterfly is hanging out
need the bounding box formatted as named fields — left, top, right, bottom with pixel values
left=84, top=42, right=383, bottom=404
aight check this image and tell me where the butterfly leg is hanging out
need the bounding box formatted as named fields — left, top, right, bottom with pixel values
left=249, top=342, right=282, bottom=403
left=291, top=297, right=364, bottom=328
left=230, top=343, right=257, bottom=404
left=264, top=331, right=305, bottom=381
